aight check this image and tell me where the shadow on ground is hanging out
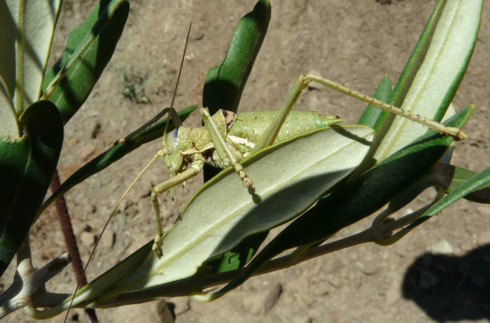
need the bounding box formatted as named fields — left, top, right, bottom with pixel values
left=402, top=244, right=490, bottom=321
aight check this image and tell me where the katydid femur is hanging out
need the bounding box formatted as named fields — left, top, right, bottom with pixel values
left=141, top=73, right=466, bottom=257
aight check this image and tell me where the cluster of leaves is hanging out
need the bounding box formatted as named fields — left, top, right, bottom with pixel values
left=0, top=0, right=196, bottom=318
left=0, top=0, right=198, bottom=276
left=0, top=0, right=488, bottom=320
left=79, top=0, right=488, bottom=307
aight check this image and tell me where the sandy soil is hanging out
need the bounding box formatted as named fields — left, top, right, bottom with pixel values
left=2, top=0, right=489, bottom=322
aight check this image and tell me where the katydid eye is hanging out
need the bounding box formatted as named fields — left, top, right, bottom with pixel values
left=164, top=129, right=179, bottom=155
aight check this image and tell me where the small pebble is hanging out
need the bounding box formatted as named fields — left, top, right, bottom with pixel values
left=430, top=239, right=454, bottom=255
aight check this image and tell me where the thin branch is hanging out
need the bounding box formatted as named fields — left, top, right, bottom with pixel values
left=50, top=169, right=98, bottom=322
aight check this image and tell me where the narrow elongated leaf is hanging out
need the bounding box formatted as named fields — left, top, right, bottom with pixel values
left=432, top=164, right=490, bottom=203
left=203, top=0, right=271, bottom=115
left=404, top=167, right=489, bottom=231
left=0, top=1, right=61, bottom=139
left=0, top=100, right=63, bottom=276
left=374, top=0, right=482, bottom=160
left=382, top=161, right=490, bottom=215
left=43, top=0, right=129, bottom=124
left=19, top=1, right=62, bottom=110
left=0, top=1, right=16, bottom=99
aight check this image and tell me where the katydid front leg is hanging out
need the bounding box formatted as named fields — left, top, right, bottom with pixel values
left=151, top=158, right=204, bottom=257
left=200, top=108, right=254, bottom=191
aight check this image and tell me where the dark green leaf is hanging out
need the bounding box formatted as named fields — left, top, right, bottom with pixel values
left=203, top=0, right=271, bottom=115
left=431, top=164, right=490, bottom=203
left=405, top=167, right=489, bottom=232
left=0, top=101, right=63, bottom=275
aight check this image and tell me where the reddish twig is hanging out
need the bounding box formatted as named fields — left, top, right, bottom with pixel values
left=50, top=169, right=98, bottom=323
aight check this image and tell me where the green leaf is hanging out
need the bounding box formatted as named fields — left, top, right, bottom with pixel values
left=0, top=1, right=17, bottom=101
left=42, top=0, right=129, bottom=124
left=374, top=0, right=482, bottom=160
left=203, top=0, right=271, bottom=115
left=0, top=100, right=63, bottom=276
left=403, top=167, right=489, bottom=233
left=431, top=164, right=490, bottom=203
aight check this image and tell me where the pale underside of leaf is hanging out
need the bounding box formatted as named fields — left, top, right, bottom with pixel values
left=0, top=75, right=18, bottom=138
left=0, top=1, right=61, bottom=115
left=375, top=0, right=481, bottom=160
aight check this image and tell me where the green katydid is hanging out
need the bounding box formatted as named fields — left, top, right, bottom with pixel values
left=99, top=0, right=477, bottom=309
left=146, top=72, right=465, bottom=257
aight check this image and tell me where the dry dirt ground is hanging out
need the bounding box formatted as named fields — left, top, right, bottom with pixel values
left=2, top=0, right=489, bottom=322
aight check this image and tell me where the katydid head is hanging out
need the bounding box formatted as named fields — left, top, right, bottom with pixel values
left=162, top=128, right=185, bottom=201
left=163, top=129, right=184, bottom=177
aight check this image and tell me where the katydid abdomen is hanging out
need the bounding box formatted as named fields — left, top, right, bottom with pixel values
left=228, top=110, right=342, bottom=153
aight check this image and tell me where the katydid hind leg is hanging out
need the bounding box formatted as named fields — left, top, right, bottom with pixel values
left=251, top=75, right=311, bottom=154
left=302, top=74, right=467, bottom=140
